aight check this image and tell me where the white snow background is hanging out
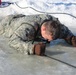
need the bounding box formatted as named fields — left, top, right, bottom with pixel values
left=0, top=0, right=76, bottom=35
left=0, top=0, right=76, bottom=44
left=0, top=0, right=76, bottom=49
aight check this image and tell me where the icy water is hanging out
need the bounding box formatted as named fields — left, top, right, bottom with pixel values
left=0, top=36, right=76, bottom=75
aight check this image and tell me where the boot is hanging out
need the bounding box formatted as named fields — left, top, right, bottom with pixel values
left=71, top=36, right=76, bottom=47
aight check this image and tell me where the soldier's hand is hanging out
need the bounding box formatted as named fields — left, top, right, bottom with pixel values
left=33, top=42, right=46, bottom=56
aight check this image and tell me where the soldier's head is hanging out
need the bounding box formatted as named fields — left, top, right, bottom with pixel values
left=41, top=20, right=60, bottom=41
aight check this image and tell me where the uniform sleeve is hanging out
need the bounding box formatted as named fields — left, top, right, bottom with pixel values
left=9, top=34, right=34, bottom=55
left=59, top=24, right=74, bottom=45
left=0, top=14, right=36, bottom=55
left=8, top=21, right=35, bottom=55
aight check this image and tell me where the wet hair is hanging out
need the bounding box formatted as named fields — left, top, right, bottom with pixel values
left=42, top=20, right=60, bottom=40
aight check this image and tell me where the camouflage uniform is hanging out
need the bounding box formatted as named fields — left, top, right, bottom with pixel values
left=59, top=24, right=74, bottom=44
left=0, top=14, right=74, bottom=55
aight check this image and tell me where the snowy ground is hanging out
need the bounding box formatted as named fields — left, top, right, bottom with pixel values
left=0, top=0, right=76, bottom=75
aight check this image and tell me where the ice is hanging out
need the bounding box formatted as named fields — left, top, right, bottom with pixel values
left=0, top=0, right=76, bottom=16
left=0, top=36, right=76, bottom=75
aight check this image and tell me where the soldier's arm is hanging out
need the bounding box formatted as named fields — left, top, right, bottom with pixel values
left=9, top=34, right=46, bottom=55
left=62, top=26, right=74, bottom=45
left=9, top=36, right=34, bottom=55
left=9, top=22, right=46, bottom=55
left=8, top=23, right=35, bottom=55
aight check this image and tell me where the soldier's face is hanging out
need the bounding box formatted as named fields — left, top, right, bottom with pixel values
left=41, top=25, right=53, bottom=41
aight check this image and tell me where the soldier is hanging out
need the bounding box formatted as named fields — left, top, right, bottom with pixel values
left=0, top=14, right=76, bottom=56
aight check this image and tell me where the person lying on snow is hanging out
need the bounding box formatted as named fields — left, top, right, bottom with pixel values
left=0, top=14, right=76, bottom=56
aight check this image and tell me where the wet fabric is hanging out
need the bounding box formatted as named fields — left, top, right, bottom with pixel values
left=0, top=14, right=74, bottom=55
